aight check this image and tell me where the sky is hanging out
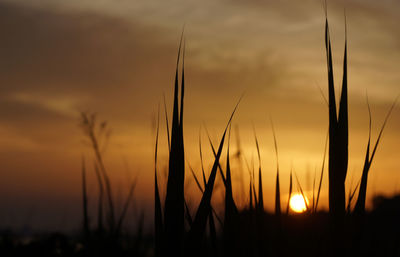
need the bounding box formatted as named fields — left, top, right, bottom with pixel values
left=0, top=0, right=399, bottom=232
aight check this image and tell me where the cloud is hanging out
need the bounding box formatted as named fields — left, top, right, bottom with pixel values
left=0, top=2, right=174, bottom=96
left=0, top=1, right=289, bottom=127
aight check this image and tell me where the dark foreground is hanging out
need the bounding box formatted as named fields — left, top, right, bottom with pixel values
left=1, top=195, right=400, bottom=257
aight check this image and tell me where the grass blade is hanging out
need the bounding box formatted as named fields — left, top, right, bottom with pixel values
left=208, top=209, right=217, bottom=255
left=184, top=199, right=193, bottom=227
left=154, top=105, right=163, bottom=257
left=312, top=168, right=316, bottom=212
left=80, top=112, right=115, bottom=231
left=354, top=96, right=397, bottom=214
left=225, top=124, right=238, bottom=221
left=199, top=128, right=207, bottom=187
left=286, top=168, right=293, bottom=215
left=93, top=162, right=104, bottom=233
left=295, top=172, right=309, bottom=211
left=189, top=166, right=224, bottom=228
left=164, top=33, right=185, bottom=255
left=186, top=99, right=241, bottom=251
left=251, top=157, right=258, bottom=208
left=315, top=131, right=328, bottom=212
left=204, top=127, right=227, bottom=187
left=271, top=120, right=281, bottom=215
left=115, top=179, right=137, bottom=237
left=335, top=16, right=349, bottom=216
left=188, top=163, right=204, bottom=193
left=253, top=126, right=263, bottom=211
left=347, top=178, right=360, bottom=213
left=244, top=156, right=254, bottom=211
left=81, top=156, right=90, bottom=240
left=154, top=103, right=164, bottom=256
left=163, top=94, right=171, bottom=151
left=186, top=125, right=227, bottom=248
left=325, top=14, right=348, bottom=216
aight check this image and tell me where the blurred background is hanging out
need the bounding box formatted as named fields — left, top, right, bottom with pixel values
left=0, top=0, right=399, bottom=233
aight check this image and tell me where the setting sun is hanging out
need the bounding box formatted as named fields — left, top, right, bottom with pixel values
left=289, top=194, right=309, bottom=213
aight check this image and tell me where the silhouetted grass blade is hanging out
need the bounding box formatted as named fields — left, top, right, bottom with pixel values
left=286, top=168, right=293, bottom=215
left=271, top=120, right=281, bottom=215
left=81, top=156, right=90, bottom=240
left=184, top=199, right=193, bottom=227
left=93, top=162, right=104, bottom=233
left=164, top=33, right=185, bottom=256
left=295, top=172, right=309, bottom=211
left=163, top=94, right=171, bottom=151
left=315, top=131, right=328, bottom=212
left=354, top=97, right=397, bottom=214
left=253, top=127, right=263, bottom=211
left=186, top=99, right=241, bottom=253
left=205, top=127, right=227, bottom=187
left=115, top=179, right=137, bottom=237
left=325, top=14, right=348, bottom=216
left=225, top=124, right=238, bottom=218
left=154, top=105, right=163, bottom=257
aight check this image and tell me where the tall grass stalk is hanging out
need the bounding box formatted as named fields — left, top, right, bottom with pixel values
left=163, top=35, right=185, bottom=256
left=325, top=15, right=348, bottom=217
left=80, top=113, right=115, bottom=232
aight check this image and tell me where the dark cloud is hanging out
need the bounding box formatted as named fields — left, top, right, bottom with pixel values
left=0, top=1, right=287, bottom=125
left=0, top=2, right=178, bottom=98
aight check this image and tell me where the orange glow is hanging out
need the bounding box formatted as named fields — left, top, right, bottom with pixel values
left=289, top=194, right=308, bottom=213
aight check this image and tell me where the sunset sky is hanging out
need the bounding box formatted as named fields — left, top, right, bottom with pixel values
left=1, top=0, right=399, bottom=232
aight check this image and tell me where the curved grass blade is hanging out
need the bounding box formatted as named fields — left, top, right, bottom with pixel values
left=188, top=163, right=204, bottom=193
left=347, top=178, right=360, bottom=213
left=154, top=105, right=163, bottom=257
left=354, top=96, right=397, bottom=214
left=163, top=94, right=171, bottom=151
left=115, top=179, right=137, bottom=237
left=199, top=128, right=207, bottom=187
left=189, top=159, right=223, bottom=228
left=315, top=131, right=328, bottom=212
left=186, top=99, right=241, bottom=250
left=204, top=126, right=227, bottom=187
left=295, top=172, right=309, bottom=211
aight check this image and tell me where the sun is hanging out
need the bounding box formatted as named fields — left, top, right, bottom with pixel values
left=289, top=193, right=309, bottom=213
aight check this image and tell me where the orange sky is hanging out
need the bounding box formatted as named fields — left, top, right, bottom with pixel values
left=0, top=0, right=399, bottom=232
